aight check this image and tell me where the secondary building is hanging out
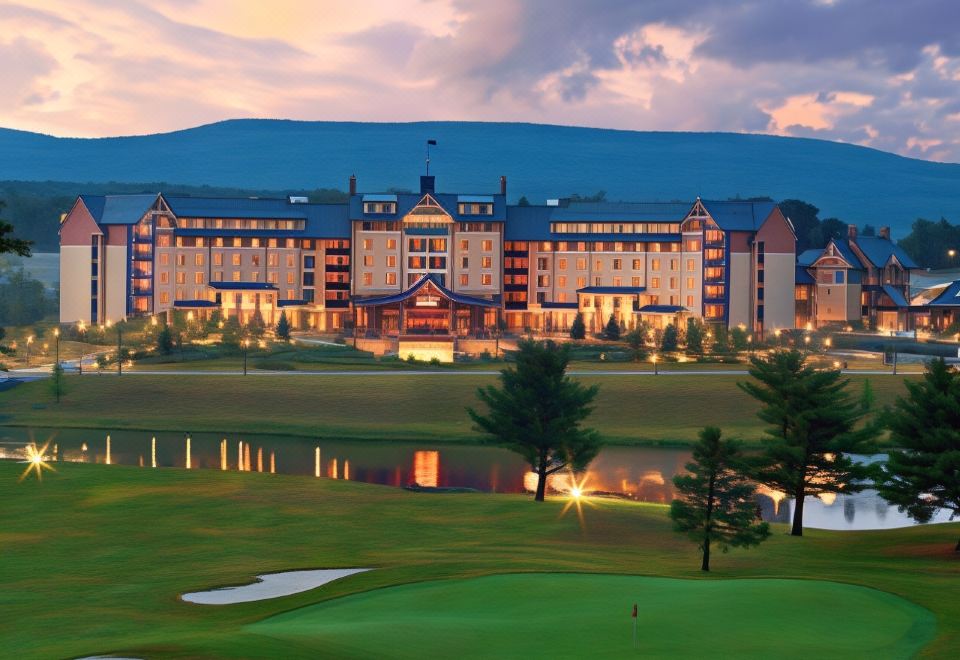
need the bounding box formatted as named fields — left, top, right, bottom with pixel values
left=59, top=174, right=797, bottom=349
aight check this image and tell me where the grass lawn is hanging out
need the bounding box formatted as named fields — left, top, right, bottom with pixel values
left=249, top=574, right=936, bottom=658
left=1, top=462, right=957, bottom=659
left=0, top=373, right=919, bottom=444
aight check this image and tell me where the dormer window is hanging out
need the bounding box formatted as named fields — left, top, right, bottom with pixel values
left=458, top=203, right=493, bottom=215
left=364, top=202, right=396, bottom=214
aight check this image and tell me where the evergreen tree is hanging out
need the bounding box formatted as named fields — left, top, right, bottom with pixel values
left=738, top=350, right=877, bottom=536
left=661, top=324, right=678, bottom=352
left=276, top=310, right=291, bottom=341
left=877, top=359, right=960, bottom=552
left=603, top=314, right=620, bottom=341
left=730, top=327, right=749, bottom=352
left=156, top=325, right=174, bottom=355
left=0, top=200, right=32, bottom=256
left=246, top=311, right=266, bottom=339
left=517, top=196, right=531, bottom=207
left=49, top=362, right=66, bottom=403
left=624, top=329, right=647, bottom=362
left=670, top=427, right=770, bottom=571
left=468, top=340, right=601, bottom=501
left=569, top=312, right=586, bottom=340
left=686, top=318, right=704, bottom=354
left=220, top=317, right=243, bottom=349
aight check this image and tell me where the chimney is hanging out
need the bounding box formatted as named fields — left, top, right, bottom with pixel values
left=349, top=174, right=357, bottom=196
left=500, top=175, right=507, bottom=196
left=847, top=224, right=857, bottom=239
left=420, top=175, right=435, bottom=195
left=879, top=226, right=890, bottom=240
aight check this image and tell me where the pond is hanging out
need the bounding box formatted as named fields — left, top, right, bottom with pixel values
left=1, top=427, right=953, bottom=531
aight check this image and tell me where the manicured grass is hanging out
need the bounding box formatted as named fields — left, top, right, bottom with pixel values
left=0, top=372, right=919, bottom=444
left=1, top=462, right=957, bottom=659
left=249, top=574, right=936, bottom=659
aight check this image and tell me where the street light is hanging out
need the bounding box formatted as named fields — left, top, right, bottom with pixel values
left=652, top=353, right=659, bottom=376
left=77, top=321, right=86, bottom=375
left=242, top=339, right=250, bottom=375
left=53, top=328, right=61, bottom=403
left=114, top=320, right=124, bottom=376
left=25, top=335, right=34, bottom=367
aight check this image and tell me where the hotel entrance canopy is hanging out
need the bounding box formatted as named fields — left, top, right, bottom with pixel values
left=354, top=274, right=499, bottom=309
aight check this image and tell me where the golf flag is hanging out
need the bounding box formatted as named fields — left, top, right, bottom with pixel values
left=427, top=139, right=437, bottom=146
left=632, top=603, right=638, bottom=648
left=631, top=603, right=638, bottom=618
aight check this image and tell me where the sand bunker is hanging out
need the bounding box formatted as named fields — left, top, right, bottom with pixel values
left=181, top=568, right=370, bottom=605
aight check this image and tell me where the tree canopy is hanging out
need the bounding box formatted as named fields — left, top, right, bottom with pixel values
left=468, top=340, right=601, bottom=501
left=877, top=358, right=960, bottom=552
left=898, top=217, right=960, bottom=269
left=0, top=201, right=32, bottom=256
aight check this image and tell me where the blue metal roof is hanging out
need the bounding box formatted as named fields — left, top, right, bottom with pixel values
left=797, top=249, right=822, bottom=267
left=504, top=205, right=554, bottom=240
left=458, top=195, right=494, bottom=203
left=881, top=284, right=909, bottom=307
left=208, top=282, right=278, bottom=290
left=350, top=191, right=507, bottom=223
left=701, top=200, right=776, bottom=231
left=173, top=300, right=218, bottom=308
left=165, top=196, right=350, bottom=238
left=550, top=201, right=691, bottom=222
left=855, top=236, right=919, bottom=269
left=353, top=273, right=499, bottom=308
left=795, top=266, right=815, bottom=285
left=638, top=304, right=687, bottom=313
left=80, top=193, right=156, bottom=225
left=362, top=194, right=398, bottom=203
left=927, top=280, right=960, bottom=306
left=828, top=239, right=865, bottom=269
left=577, top=286, right=646, bottom=294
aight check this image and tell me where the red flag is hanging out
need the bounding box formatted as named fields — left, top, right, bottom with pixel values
left=631, top=603, right=638, bottom=618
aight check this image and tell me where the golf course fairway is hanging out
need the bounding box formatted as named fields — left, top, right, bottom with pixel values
left=248, top=573, right=935, bottom=659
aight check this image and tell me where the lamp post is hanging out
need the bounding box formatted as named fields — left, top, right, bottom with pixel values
left=77, top=321, right=86, bottom=375
left=242, top=339, right=250, bottom=376
left=25, top=335, right=34, bottom=367
left=652, top=353, right=659, bottom=376
left=54, top=328, right=61, bottom=403
left=112, top=320, right=124, bottom=376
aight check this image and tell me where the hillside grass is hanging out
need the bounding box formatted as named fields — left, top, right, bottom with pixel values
left=0, top=373, right=918, bottom=445
left=1, top=462, right=957, bottom=659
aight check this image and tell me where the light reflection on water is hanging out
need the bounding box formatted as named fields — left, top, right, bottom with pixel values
left=0, top=428, right=952, bottom=531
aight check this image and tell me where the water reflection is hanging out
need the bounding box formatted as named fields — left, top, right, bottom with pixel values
left=0, top=428, right=953, bottom=531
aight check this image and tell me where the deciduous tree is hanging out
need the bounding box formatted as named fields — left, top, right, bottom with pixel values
left=469, top=340, right=601, bottom=501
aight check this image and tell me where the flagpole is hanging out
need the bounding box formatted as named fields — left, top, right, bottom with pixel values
left=632, top=603, right=638, bottom=649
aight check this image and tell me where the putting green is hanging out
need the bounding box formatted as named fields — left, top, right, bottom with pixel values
left=248, top=574, right=935, bottom=659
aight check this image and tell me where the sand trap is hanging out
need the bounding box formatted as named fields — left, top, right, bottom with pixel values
left=181, top=568, right=371, bottom=605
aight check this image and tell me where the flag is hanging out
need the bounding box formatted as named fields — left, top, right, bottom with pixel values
left=427, top=139, right=437, bottom=145
left=631, top=603, right=638, bottom=618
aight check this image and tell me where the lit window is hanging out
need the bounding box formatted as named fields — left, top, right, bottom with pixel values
left=481, top=274, right=492, bottom=286
left=363, top=273, right=373, bottom=286
left=385, top=272, right=397, bottom=286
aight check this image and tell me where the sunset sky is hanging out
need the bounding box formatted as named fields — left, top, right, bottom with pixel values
left=2, top=0, right=959, bottom=161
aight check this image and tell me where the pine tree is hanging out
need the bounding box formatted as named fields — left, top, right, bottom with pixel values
left=276, top=310, right=291, bottom=341
left=49, top=362, right=66, bottom=403
left=468, top=340, right=601, bottom=501
left=877, top=359, right=960, bottom=552
left=624, top=329, right=647, bottom=362
left=738, top=350, right=877, bottom=536
left=603, top=314, right=620, bottom=341
left=157, top=325, right=174, bottom=355
left=686, top=318, right=704, bottom=354
left=670, top=427, right=769, bottom=571
left=570, top=312, right=586, bottom=340
left=661, top=323, right=678, bottom=352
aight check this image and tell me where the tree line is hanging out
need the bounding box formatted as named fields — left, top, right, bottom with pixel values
left=470, top=340, right=960, bottom=570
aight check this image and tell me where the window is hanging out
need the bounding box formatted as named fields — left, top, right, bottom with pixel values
left=461, top=256, right=469, bottom=268
left=409, top=256, right=426, bottom=269
left=303, top=256, right=315, bottom=269
left=686, top=295, right=694, bottom=307
left=577, top=276, right=586, bottom=288
left=176, top=254, right=186, bottom=267
left=481, top=240, right=493, bottom=251
left=685, top=239, right=701, bottom=252
left=429, top=238, right=446, bottom=252
left=287, top=289, right=296, bottom=300
left=362, top=273, right=373, bottom=286
left=232, top=254, right=241, bottom=266
left=194, top=272, right=204, bottom=284
left=481, top=256, right=492, bottom=268
left=537, top=275, right=550, bottom=287
left=835, top=271, right=845, bottom=284
left=576, top=258, right=587, bottom=270
left=213, top=253, right=223, bottom=267
left=385, top=272, right=397, bottom=285
left=268, top=272, right=279, bottom=284
left=613, top=277, right=622, bottom=287
left=386, top=238, right=397, bottom=250
left=595, top=259, right=602, bottom=271
left=537, top=257, right=549, bottom=270
left=363, top=255, right=374, bottom=267
left=251, top=271, right=259, bottom=281
left=157, top=291, right=169, bottom=304
left=632, top=277, right=641, bottom=287
left=363, top=202, right=396, bottom=214
left=232, top=271, right=241, bottom=282
left=670, top=259, right=678, bottom=271
left=268, top=253, right=279, bottom=267
left=409, top=238, right=426, bottom=251
left=686, top=277, right=695, bottom=289
left=651, top=258, right=660, bottom=271
left=594, top=276, right=602, bottom=286
left=386, top=255, right=397, bottom=268
left=251, top=238, right=260, bottom=248
left=251, top=255, right=260, bottom=267
left=558, top=258, right=567, bottom=270
left=175, top=272, right=186, bottom=284
left=613, top=258, right=622, bottom=270
left=287, top=255, right=295, bottom=268
left=195, top=254, right=204, bottom=266
left=632, top=259, right=642, bottom=270
left=459, top=274, right=469, bottom=286
left=669, top=277, right=678, bottom=289
left=363, top=239, right=373, bottom=250
left=481, top=274, right=492, bottom=286
left=687, top=259, right=696, bottom=272
left=460, top=239, right=469, bottom=251
left=159, top=272, right=169, bottom=284
left=159, top=253, right=169, bottom=266
left=558, top=276, right=567, bottom=288
left=651, top=277, right=661, bottom=288
left=303, top=272, right=315, bottom=286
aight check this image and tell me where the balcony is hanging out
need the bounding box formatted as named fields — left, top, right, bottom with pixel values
left=325, top=282, right=350, bottom=291
left=505, top=301, right=528, bottom=310
left=504, top=250, right=529, bottom=257
left=504, top=283, right=528, bottom=292
left=325, top=264, right=350, bottom=272
left=325, top=299, right=350, bottom=309
left=132, top=253, right=153, bottom=261
left=504, top=267, right=528, bottom=275
left=326, top=247, right=350, bottom=256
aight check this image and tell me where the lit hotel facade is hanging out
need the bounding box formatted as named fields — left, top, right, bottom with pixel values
left=59, top=175, right=798, bottom=343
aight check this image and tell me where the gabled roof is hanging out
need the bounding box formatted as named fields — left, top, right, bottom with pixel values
left=797, top=249, right=822, bottom=267
left=350, top=192, right=507, bottom=222
left=700, top=200, right=776, bottom=231
left=80, top=193, right=157, bottom=225
left=927, top=280, right=960, bottom=307
left=881, top=284, right=909, bottom=307
left=854, top=236, right=919, bottom=270
left=353, top=274, right=499, bottom=308
left=824, top=239, right=864, bottom=269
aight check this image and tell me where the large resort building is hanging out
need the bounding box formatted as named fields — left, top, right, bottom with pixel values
left=60, top=172, right=945, bottom=357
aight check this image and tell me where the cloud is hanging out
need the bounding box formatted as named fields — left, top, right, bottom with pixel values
left=0, top=0, right=959, bottom=162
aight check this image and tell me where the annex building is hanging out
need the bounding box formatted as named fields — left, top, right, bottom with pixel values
left=59, top=175, right=798, bottom=349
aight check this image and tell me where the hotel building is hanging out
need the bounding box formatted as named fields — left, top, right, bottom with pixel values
left=59, top=174, right=798, bottom=355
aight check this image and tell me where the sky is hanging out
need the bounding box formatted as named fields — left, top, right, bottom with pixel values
left=2, top=0, right=960, bottom=162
